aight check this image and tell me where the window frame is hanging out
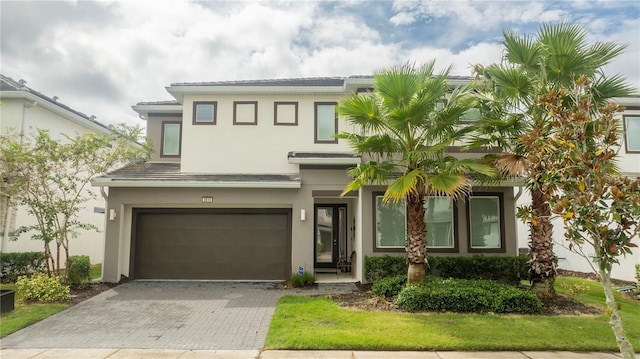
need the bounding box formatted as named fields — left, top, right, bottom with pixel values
left=314, top=102, right=338, bottom=144
left=233, top=101, right=258, bottom=125
left=192, top=101, right=217, bottom=125
left=372, top=193, right=459, bottom=253
left=425, top=196, right=459, bottom=253
left=372, top=192, right=405, bottom=252
left=466, top=193, right=506, bottom=253
left=160, top=121, right=181, bottom=158
left=274, top=101, right=299, bottom=126
left=623, top=115, right=640, bottom=153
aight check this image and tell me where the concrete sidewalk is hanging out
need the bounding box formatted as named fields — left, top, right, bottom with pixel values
left=0, top=349, right=635, bottom=358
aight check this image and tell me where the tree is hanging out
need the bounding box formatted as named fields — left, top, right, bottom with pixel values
left=338, top=62, right=494, bottom=285
left=470, top=22, right=633, bottom=298
left=0, top=125, right=150, bottom=282
left=529, top=79, right=638, bottom=358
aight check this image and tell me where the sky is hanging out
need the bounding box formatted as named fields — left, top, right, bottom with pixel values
left=1, top=0, right=639, bottom=126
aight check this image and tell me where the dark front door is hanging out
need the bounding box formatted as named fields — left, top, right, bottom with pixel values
left=314, top=204, right=347, bottom=269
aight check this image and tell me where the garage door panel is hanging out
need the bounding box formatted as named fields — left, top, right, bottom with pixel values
left=133, top=209, right=290, bottom=280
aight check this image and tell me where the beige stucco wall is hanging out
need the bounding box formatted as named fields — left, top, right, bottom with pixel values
left=179, top=94, right=357, bottom=174
left=0, top=98, right=107, bottom=264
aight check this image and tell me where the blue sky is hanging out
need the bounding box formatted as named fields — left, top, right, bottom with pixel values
left=1, top=0, right=638, bottom=126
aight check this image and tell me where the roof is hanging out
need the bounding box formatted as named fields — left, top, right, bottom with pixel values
left=0, top=74, right=113, bottom=133
left=171, top=77, right=347, bottom=87
left=91, top=162, right=301, bottom=189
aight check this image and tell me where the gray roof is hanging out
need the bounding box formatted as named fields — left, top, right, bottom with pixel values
left=171, top=77, right=347, bottom=87
left=135, top=100, right=181, bottom=106
left=0, top=74, right=111, bottom=132
left=93, top=162, right=301, bottom=188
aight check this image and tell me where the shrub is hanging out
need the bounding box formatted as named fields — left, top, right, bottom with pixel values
left=396, top=277, right=542, bottom=314
left=0, top=252, right=46, bottom=283
left=364, top=255, right=408, bottom=282
left=290, top=272, right=316, bottom=287
left=67, top=255, right=91, bottom=288
left=15, top=273, right=70, bottom=302
left=371, top=275, right=407, bottom=297
left=429, top=255, right=529, bottom=285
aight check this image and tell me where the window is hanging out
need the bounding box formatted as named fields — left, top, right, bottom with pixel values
left=161, top=122, right=181, bottom=157
left=274, top=102, right=298, bottom=126
left=624, top=115, right=640, bottom=152
left=233, top=101, right=257, bottom=125
left=468, top=194, right=505, bottom=252
left=315, top=102, right=338, bottom=143
left=193, top=101, right=217, bottom=125
left=425, top=197, right=455, bottom=249
left=373, top=194, right=457, bottom=252
left=374, top=195, right=406, bottom=250
left=459, top=108, right=480, bottom=122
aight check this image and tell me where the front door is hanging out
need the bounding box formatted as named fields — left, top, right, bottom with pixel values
left=314, top=204, right=347, bottom=269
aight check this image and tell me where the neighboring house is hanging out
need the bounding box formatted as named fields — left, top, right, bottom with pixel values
left=516, top=96, right=640, bottom=282
left=93, top=76, right=522, bottom=284
left=0, top=74, right=111, bottom=264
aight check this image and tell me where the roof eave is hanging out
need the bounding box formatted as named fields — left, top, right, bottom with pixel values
left=91, top=178, right=301, bottom=189
left=1, top=91, right=114, bottom=135
left=166, top=85, right=348, bottom=101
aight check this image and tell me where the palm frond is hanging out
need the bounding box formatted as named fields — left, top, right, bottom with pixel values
left=495, top=152, right=529, bottom=176
left=342, top=161, right=396, bottom=195
left=383, top=168, right=424, bottom=203
left=424, top=173, right=471, bottom=200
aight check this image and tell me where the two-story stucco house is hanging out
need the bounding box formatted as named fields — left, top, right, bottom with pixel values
left=0, top=74, right=113, bottom=264
left=516, top=96, right=640, bottom=282
left=93, top=76, right=527, bottom=284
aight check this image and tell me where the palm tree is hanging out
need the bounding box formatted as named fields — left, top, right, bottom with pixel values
left=338, top=62, right=494, bottom=285
left=470, top=22, right=633, bottom=298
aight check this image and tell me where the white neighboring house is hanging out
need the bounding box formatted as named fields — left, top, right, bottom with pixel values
left=516, top=96, right=640, bottom=282
left=0, top=74, right=114, bottom=264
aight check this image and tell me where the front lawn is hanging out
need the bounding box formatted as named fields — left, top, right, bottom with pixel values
left=0, top=264, right=104, bottom=338
left=265, top=276, right=640, bottom=351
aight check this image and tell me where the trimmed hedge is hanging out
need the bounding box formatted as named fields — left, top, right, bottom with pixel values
left=364, top=255, right=408, bottom=282
left=364, top=254, right=529, bottom=285
left=0, top=251, right=46, bottom=283
left=396, top=277, right=542, bottom=314
left=67, top=255, right=91, bottom=288
left=290, top=272, right=316, bottom=287
left=371, top=275, right=407, bottom=298
left=429, top=255, right=529, bottom=286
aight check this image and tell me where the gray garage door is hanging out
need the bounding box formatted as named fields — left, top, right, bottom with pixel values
left=132, top=208, right=291, bottom=280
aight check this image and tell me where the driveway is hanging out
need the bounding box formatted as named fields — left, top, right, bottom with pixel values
left=1, top=281, right=357, bottom=350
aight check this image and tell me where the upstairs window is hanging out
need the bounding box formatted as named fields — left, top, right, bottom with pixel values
left=274, top=102, right=298, bottom=126
left=193, top=101, right=217, bottom=125
left=315, top=102, right=338, bottom=143
left=233, top=101, right=258, bottom=125
left=161, top=121, right=181, bottom=157
left=624, top=115, right=640, bottom=153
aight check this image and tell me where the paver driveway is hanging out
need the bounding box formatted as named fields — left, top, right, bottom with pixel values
left=1, top=281, right=357, bottom=350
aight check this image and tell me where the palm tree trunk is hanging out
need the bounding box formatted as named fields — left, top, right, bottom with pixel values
left=406, top=192, right=427, bottom=284
left=529, top=186, right=556, bottom=299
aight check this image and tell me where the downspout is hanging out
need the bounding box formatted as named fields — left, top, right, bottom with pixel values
left=99, top=186, right=108, bottom=282
left=514, top=186, right=525, bottom=255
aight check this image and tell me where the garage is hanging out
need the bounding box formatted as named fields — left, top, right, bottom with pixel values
left=131, top=208, right=291, bottom=280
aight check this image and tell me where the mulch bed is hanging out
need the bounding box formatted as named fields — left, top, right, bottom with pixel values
left=69, top=282, right=118, bottom=305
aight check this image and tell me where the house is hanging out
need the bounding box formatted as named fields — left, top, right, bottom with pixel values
left=516, top=96, right=640, bottom=282
left=93, top=76, right=523, bottom=284
left=0, top=74, right=113, bottom=264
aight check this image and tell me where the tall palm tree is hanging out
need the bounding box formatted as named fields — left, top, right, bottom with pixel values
left=470, top=22, right=633, bottom=298
left=338, top=62, right=494, bottom=285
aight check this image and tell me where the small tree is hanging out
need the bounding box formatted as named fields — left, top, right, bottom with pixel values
left=529, top=79, right=638, bottom=357
left=0, top=124, right=150, bottom=282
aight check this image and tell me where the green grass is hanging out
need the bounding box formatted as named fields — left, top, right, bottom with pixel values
left=0, top=264, right=101, bottom=338
left=266, top=276, right=640, bottom=351
left=0, top=283, right=69, bottom=338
